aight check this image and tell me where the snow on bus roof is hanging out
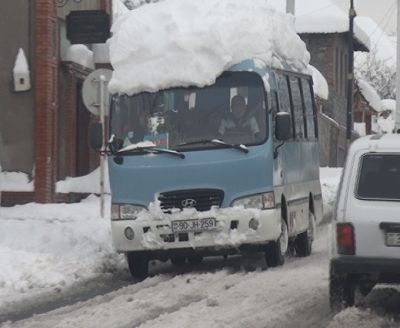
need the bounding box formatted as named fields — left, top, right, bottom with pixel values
left=108, top=0, right=310, bottom=95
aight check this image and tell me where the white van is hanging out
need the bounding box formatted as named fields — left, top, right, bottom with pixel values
left=329, top=134, right=400, bottom=310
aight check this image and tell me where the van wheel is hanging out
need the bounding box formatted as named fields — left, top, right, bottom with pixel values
left=171, top=255, right=186, bottom=266
left=187, top=255, right=203, bottom=265
left=266, top=219, right=288, bottom=267
left=127, top=253, right=149, bottom=280
left=329, top=265, right=355, bottom=311
left=295, top=211, right=316, bottom=257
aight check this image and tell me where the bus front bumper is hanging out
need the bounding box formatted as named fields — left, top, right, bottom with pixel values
left=111, top=208, right=281, bottom=254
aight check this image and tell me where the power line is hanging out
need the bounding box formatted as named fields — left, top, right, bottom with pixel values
left=354, top=0, right=397, bottom=71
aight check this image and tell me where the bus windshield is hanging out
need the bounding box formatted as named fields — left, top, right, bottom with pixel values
left=110, top=71, right=267, bottom=152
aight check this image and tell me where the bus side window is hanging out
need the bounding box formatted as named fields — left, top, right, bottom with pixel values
left=277, top=73, right=294, bottom=139
left=289, top=76, right=305, bottom=140
left=301, top=78, right=316, bottom=139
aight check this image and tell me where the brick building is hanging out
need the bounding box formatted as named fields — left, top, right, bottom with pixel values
left=0, top=0, right=111, bottom=205
left=300, top=32, right=368, bottom=166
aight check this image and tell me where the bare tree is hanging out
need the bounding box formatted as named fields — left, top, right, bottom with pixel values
left=355, top=49, right=396, bottom=99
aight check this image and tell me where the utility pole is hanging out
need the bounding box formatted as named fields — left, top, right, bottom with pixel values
left=286, top=0, right=295, bottom=15
left=395, top=0, right=400, bottom=132
left=346, top=0, right=356, bottom=143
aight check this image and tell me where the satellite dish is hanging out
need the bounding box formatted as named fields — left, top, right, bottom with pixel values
left=82, top=68, right=112, bottom=116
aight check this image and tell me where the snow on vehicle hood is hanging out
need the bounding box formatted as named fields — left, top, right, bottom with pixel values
left=108, top=0, right=310, bottom=95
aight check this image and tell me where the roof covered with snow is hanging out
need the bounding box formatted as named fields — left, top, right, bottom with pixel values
left=266, top=0, right=370, bottom=51
left=356, top=79, right=381, bottom=112
left=108, top=0, right=310, bottom=95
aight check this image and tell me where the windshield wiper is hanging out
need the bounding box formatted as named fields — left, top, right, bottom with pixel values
left=117, top=145, right=185, bottom=159
left=178, top=139, right=248, bottom=154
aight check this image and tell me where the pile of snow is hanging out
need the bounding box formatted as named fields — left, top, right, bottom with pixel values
left=381, top=99, right=396, bottom=112
left=56, top=166, right=111, bottom=194
left=356, top=79, right=382, bottom=112
left=310, top=65, right=329, bottom=100
left=0, top=172, right=33, bottom=192
left=0, top=195, right=124, bottom=307
left=112, top=0, right=130, bottom=23
left=109, top=0, right=310, bottom=95
left=354, top=122, right=366, bottom=137
left=320, top=167, right=342, bottom=220
left=65, top=45, right=95, bottom=69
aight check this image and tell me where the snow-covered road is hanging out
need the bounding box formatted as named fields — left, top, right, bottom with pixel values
left=2, top=224, right=399, bottom=328
left=1, top=225, right=331, bottom=328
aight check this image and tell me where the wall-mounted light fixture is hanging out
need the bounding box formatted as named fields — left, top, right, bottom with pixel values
left=56, top=0, right=83, bottom=8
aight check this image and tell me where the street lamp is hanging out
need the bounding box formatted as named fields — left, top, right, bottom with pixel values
left=56, top=0, right=82, bottom=8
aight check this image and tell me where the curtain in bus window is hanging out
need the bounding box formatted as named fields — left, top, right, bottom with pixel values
left=289, top=76, right=305, bottom=139
left=301, top=79, right=315, bottom=139
left=277, top=74, right=294, bottom=138
left=270, top=91, right=279, bottom=139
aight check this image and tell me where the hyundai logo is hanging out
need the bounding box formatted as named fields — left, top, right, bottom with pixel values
left=181, top=198, right=197, bottom=208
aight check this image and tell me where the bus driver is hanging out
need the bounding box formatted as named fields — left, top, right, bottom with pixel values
left=218, top=94, right=260, bottom=139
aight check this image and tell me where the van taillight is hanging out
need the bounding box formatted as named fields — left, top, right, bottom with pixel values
left=336, top=223, right=355, bottom=255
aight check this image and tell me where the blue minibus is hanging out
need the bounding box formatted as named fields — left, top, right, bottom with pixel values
left=91, top=58, right=323, bottom=279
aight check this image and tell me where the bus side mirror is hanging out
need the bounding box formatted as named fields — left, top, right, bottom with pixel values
left=89, top=123, right=103, bottom=151
left=275, top=112, right=291, bottom=141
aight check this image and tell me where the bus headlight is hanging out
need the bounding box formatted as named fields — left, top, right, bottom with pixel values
left=111, top=204, right=146, bottom=220
left=231, top=192, right=275, bottom=210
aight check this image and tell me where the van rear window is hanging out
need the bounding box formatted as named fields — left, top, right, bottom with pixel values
left=357, top=154, right=400, bottom=200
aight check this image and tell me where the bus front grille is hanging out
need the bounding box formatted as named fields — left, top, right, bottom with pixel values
left=158, top=189, right=224, bottom=212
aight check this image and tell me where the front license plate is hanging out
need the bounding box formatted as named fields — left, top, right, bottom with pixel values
left=385, top=232, right=400, bottom=247
left=171, top=218, right=216, bottom=233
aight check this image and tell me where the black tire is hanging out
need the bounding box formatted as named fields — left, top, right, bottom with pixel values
left=266, top=219, right=288, bottom=267
left=127, top=253, right=149, bottom=280
left=187, top=254, right=203, bottom=265
left=329, top=264, right=355, bottom=311
left=171, top=255, right=186, bottom=266
left=295, top=212, right=315, bottom=257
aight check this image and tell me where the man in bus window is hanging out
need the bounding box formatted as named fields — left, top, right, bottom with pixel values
left=218, top=94, right=260, bottom=139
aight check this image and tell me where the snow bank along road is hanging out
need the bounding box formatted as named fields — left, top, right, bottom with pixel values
left=2, top=224, right=400, bottom=328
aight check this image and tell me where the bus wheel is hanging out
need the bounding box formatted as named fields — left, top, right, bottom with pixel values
left=265, top=218, right=288, bottom=267
left=127, top=252, right=149, bottom=280
left=171, top=255, right=186, bottom=266
left=187, top=254, right=203, bottom=265
left=295, top=211, right=316, bottom=257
